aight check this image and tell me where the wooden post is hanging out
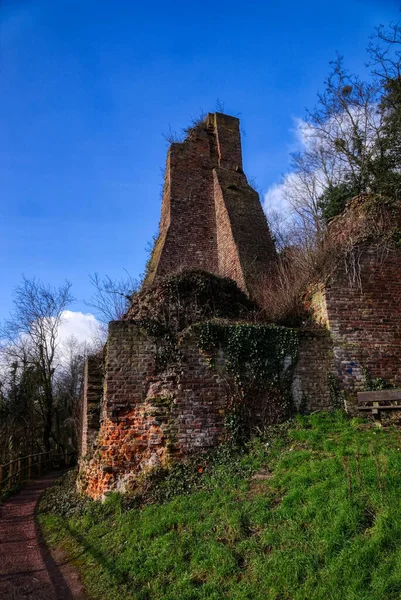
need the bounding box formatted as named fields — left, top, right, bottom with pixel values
left=0, top=464, right=3, bottom=493
left=17, top=459, right=22, bottom=483
left=38, top=453, right=42, bottom=475
left=28, top=456, right=32, bottom=480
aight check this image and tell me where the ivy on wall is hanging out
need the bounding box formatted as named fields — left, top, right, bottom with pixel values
left=137, top=318, right=179, bottom=372
left=362, top=368, right=395, bottom=392
left=128, top=270, right=256, bottom=332
left=193, top=322, right=299, bottom=393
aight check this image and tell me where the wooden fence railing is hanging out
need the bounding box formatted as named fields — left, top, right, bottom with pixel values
left=0, top=450, right=74, bottom=494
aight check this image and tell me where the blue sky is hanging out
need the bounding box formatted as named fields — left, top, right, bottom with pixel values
left=1, top=0, right=399, bottom=323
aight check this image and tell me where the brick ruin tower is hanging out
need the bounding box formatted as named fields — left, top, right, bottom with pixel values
left=79, top=114, right=401, bottom=500
left=145, top=112, right=276, bottom=295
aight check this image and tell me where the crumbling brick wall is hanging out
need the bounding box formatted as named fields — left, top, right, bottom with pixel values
left=80, top=319, right=337, bottom=499
left=81, top=353, right=103, bottom=456
left=79, top=322, right=232, bottom=499
left=292, top=330, right=335, bottom=412
left=305, top=196, right=401, bottom=396
left=80, top=122, right=401, bottom=502
left=145, top=112, right=276, bottom=296
left=323, top=247, right=401, bottom=390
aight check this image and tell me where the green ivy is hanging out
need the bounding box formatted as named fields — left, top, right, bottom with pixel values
left=328, top=373, right=346, bottom=409
left=137, top=318, right=180, bottom=372
left=194, top=322, right=299, bottom=393
left=362, top=368, right=394, bottom=391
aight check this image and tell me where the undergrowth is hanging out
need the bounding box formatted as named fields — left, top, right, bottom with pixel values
left=39, top=412, right=401, bottom=599
left=0, top=482, right=22, bottom=504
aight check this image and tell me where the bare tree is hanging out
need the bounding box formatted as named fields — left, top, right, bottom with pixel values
left=367, top=21, right=401, bottom=200
left=368, top=20, right=401, bottom=83
left=54, top=335, right=93, bottom=454
left=85, top=271, right=139, bottom=324
left=0, top=359, right=42, bottom=461
left=306, top=57, right=382, bottom=190
left=262, top=29, right=401, bottom=323
left=215, top=98, right=225, bottom=113
left=274, top=50, right=399, bottom=248
left=0, top=277, right=74, bottom=450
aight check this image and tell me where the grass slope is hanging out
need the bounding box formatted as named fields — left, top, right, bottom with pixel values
left=39, top=412, right=401, bottom=599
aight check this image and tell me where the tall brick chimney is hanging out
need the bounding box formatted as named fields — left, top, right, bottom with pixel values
left=145, top=112, right=276, bottom=296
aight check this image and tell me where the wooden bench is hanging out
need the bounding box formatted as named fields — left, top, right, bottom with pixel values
left=357, top=389, right=401, bottom=416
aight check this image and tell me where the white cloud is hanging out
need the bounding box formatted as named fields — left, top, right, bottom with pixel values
left=294, top=117, right=315, bottom=148
left=57, top=310, right=101, bottom=346
left=55, top=311, right=105, bottom=369
left=0, top=311, right=104, bottom=382
left=263, top=118, right=308, bottom=216
left=263, top=109, right=368, bottom=219
left=264, top=169, right=306, bottom=216
left=263, top=181, right=290, bottom=215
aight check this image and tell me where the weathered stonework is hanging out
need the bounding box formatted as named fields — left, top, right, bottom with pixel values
left=313, top=247, right=401, bottom=392
left=307, top=196, right=401, bottom=398
left=81, top=353, right=103, bottom=456
left=145, top=113, right=276, bottom=296
left=79, top=110, right=401, bottom=500
left=293, top=330, right=334, bottom=413
left=80, top=316, right=334, bottom=499
left=80, top=322, right=232, bottom=499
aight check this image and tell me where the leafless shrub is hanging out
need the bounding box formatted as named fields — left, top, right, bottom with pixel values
left=162, top=111, right=207, bottom=146
left=162, top=125, right=184, bottom=145
left=183, top=110, right=207, bottom=136
left=85, top=271, right=139, bottom=324
left=258, top=192, right=401, bottom=324
left=253, top=249, right=313, bottom=326
left=215, top=98, right=225, bottom=113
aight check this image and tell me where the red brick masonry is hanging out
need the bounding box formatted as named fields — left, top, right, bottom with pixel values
left=79, top=117, right=401, bottom=499
left=80, top=324, right=231, bottom=499
left=324, top=247, right=401, bottom=390
left=145, top=113, right=276, bottom=296
left=80, top=321, right=335, bottom=499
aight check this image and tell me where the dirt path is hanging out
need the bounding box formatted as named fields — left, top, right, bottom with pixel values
left=0, top=472, right=86, bottom=599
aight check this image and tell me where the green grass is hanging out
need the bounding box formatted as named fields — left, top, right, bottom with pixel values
left=38, top=412, right=401, bottom=599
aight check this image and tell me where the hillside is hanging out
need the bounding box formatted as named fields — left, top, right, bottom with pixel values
left=39, top=412, right=401, bottom=600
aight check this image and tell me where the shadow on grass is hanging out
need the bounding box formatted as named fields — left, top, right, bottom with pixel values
left=33, top=474, right=86, bottom=599
left=41, top=517, right=139, bottom=597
